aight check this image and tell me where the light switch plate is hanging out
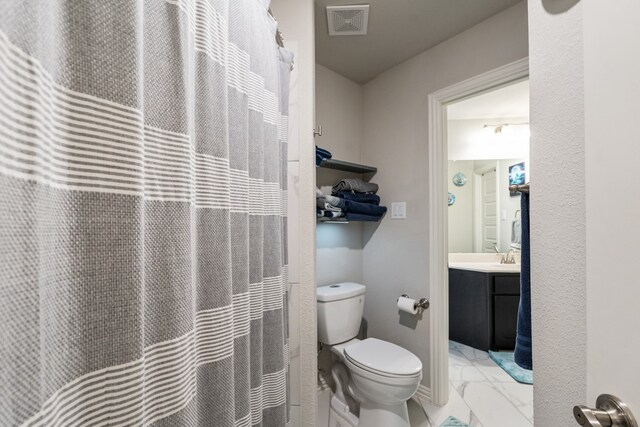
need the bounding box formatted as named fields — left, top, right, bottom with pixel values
left=391, top=202, right=406, bottom=219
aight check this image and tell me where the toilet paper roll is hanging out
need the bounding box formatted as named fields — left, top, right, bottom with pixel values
left=397, top=296, right=418, bottom=315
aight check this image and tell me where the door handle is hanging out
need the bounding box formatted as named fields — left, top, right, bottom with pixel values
left=573, top=394, right=637, bottom=427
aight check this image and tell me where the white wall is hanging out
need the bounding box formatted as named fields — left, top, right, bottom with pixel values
left=528, top=1, right=586, bottom=425
left=314, top=64, right=364, bottom=163
left=448, top=117, right=530, bottom=161
left=315, top=64, right=365, bottom=286
left=361, top=1, right=529, bottom=389
left=269, top=1, right=317, bottom=425
left=447, top=160, right=475, bottom=253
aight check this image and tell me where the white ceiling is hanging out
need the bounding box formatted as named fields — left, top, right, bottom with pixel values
left=447, top=79, right=529, bottom=120
left=314, top=0, right=522, bottom=84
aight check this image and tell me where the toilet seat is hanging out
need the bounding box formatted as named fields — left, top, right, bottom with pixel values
left=343, top=338, right=422, bottom=379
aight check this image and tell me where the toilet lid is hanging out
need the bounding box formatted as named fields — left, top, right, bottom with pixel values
left=343, top=338, right=422, bottom=376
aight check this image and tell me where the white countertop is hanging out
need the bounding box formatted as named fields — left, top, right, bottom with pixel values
left=448, top=253, right=521, bottom=273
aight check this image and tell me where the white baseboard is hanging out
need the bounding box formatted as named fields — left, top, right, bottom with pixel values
left=412, top=384, right=432, bottom=404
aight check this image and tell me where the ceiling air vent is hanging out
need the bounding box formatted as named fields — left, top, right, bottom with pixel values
left=327, top=5, right=370, bottom=36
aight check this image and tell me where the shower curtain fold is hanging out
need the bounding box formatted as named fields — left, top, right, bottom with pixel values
left=0, top=1, right=292, bottom=426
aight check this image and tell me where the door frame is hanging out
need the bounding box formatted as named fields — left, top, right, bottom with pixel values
left=427, top=58, right=529, bottom=405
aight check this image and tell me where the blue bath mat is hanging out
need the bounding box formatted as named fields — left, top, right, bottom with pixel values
left=440, top=416, right=469, bottom=427
left=489, top=351, right=533, bottom=384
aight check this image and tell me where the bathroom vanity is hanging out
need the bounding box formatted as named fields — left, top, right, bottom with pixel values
left=448, top=255, right=521, bottom=351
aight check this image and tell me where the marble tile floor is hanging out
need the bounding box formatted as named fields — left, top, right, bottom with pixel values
left=409, top=341, right=533, bottom=427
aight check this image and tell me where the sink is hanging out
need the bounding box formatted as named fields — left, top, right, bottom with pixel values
left=448, top=258, right=521, bottom=273
left=449, top=253, right=520, bottom=273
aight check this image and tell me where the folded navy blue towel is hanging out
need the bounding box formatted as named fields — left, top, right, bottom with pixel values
left=325, top=195, right=387, bottom=216
left=345, top=212, right=383, bottom=222
left=336, top=191, right=380, bottom=205
left=343, top=199, right=386, bottom=216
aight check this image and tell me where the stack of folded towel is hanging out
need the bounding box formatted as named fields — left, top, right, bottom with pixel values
left=316, top=146, right=332, bottom=166
left=316, top=178, right=387, bottom=222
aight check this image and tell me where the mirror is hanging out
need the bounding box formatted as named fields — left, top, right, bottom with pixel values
left=446, top=80, right=530, bottom=254
left=448, top=158, right=527, bottom=253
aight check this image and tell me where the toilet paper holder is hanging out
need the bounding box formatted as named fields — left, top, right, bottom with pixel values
left=399, top=294, right=430, bottom=311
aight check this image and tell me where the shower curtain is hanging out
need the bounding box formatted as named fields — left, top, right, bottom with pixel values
left=0, top=0, right=292, bottom=426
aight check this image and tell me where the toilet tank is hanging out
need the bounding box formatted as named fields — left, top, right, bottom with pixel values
left=317, top=283, right=366, bottom=345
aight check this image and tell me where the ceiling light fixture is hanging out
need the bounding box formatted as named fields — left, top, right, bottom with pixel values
left=483, top=122, right=529, bottom=134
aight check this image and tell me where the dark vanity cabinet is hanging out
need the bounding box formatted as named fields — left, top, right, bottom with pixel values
left=449, top=268, right=520, bottom=351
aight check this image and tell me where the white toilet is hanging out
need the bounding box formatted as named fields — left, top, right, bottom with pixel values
left=317, top=283, right=422, bottom=427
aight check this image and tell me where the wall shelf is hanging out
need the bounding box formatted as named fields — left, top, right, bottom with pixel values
left=317, top=158, right=377, bottom=176
left=316, top=157, right=381, bottom=223
left=316, top=216, right=384, bottom=224
left=316, top=218, right=350, bottom=224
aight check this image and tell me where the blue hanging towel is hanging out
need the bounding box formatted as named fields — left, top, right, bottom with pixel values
left=514, top=192, right=532, bottom=370
left=315, top=146, right=332, bottom=166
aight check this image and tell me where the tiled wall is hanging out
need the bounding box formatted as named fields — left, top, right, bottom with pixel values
left=285, top=40, right=304, bottom=426
left=271, top=0, right=318, bottom=424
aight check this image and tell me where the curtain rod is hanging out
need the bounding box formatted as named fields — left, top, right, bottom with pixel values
left=509, top=183, right=530, bottom=194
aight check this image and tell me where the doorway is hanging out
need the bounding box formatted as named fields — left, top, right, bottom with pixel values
left=445, top=77, right=532, bottom=425
left=427, top=59, right=530, bottom=422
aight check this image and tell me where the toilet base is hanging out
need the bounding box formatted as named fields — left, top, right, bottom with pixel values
left=357, top=400, right=410, bottom=427
left=329, top=394, right=411, bottom=427
left=329, top=395, right=359, bottom=427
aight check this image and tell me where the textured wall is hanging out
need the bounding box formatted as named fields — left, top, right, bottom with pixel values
left=528, top=1, right=586, bottom=425
left=361, top=1, right=529, bottom=388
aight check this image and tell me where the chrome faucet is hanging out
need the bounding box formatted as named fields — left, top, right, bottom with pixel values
left=501, top=248, right=517, bottom=264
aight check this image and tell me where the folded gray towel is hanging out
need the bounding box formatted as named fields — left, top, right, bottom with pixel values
left=316, top=189, right=342, bottom=212
left=331, top=178, right=378, bottom=194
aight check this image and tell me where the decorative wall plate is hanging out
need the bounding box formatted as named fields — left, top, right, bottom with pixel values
left=452, top=172, right=467, bottom=187
left=448, top=192, right=456, bottom=206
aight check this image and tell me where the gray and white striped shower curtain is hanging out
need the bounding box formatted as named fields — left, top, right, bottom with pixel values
left=0, top=0, right=292, bottom=426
